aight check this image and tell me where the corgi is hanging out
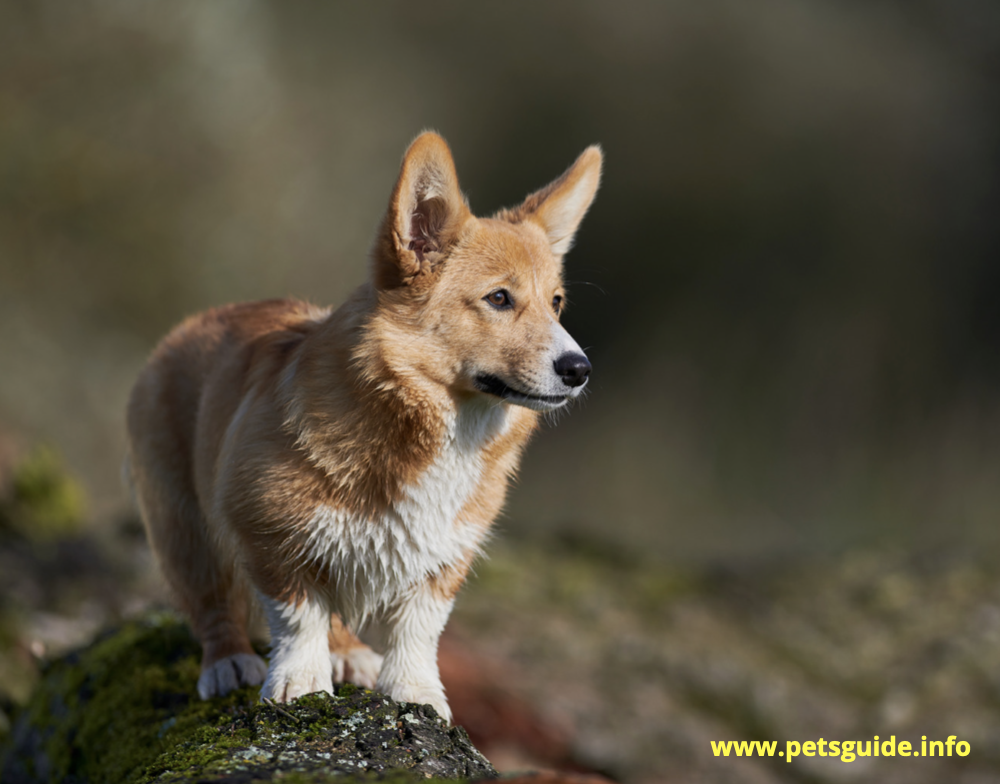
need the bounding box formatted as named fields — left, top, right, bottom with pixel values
left=125, top=132, right=601, bottom=723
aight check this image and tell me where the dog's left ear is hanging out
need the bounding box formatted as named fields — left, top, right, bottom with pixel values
left=502, top=146, right=603, bottom=256
left=373, top=132, right=471, bottom=290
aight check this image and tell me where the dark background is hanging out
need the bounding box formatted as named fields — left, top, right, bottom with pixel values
left=2, top=0, right=999, bottom=562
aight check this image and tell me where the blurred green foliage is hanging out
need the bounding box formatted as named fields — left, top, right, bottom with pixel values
left=0, top=445, right=86, bottom=542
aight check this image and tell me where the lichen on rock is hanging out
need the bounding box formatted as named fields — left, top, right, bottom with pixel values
left=0, top=613, right=497, bottom=783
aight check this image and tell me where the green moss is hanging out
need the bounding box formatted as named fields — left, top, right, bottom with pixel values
left=13, top=612, right=250, bottom=783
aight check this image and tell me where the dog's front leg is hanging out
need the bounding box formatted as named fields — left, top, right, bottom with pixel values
left=259, top=591, right=334, bottom=702
left=376, top=580, right=455, bottom=723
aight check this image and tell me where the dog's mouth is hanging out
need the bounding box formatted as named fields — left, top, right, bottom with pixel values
left=474, top=374, right=568, bottom=409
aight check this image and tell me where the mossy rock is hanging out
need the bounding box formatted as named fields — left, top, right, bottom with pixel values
left=0, top=613, right=497, bottom=783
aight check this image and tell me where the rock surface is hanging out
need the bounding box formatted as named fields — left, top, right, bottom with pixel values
left=0, top=614, right=497, bottom=783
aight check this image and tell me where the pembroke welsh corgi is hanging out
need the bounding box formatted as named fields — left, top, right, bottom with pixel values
left=126, top=132, right=601, bottom=722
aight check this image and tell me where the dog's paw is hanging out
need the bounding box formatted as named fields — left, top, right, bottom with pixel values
left=197, top=653, right=268, bottom=700
left=260, top=663, right=333, bottom=703
left=332, top=646, right=384, bottom=690
left=382, top=682, right=452, bottom=724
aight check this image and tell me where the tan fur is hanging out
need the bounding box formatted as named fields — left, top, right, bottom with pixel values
left=126, top=132, right=601, bottom=712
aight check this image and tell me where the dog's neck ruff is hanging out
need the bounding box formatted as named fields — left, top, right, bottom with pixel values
left=301, top=396, right=509, bottom=628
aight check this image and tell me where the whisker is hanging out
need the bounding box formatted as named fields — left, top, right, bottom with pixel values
left=564, top=280, right=608, bottom=296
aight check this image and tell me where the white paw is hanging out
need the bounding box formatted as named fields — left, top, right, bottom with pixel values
left=260, top=660, right=333, bottom=703
left=332, top=647, right=384, bottom=690
left=197, top=653, right=268, bottom=700
left=381, top=681, right=452, bottom=724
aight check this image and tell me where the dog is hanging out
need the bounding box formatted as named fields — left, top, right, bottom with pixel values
left=125, top=132, right=601, bottom=722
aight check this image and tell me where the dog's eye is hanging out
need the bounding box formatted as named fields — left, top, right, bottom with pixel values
left=552, top=295, right=563, bottom=315
left=484, top=289, right=512, bottom=309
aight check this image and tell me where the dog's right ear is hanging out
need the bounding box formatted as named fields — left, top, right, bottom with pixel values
left=372, top=132, right=471, bottom=290
left=496, top=145, right=602, bottom=258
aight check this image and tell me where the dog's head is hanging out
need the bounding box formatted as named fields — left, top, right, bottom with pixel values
left=370, top=132, right=601, bottom=412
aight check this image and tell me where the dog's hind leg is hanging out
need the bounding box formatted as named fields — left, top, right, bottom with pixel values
left=126, top=438, right=267, bottom=699
left=189, top=567, right=268, bottom=700
left=328, top=613, right=383, bottom=690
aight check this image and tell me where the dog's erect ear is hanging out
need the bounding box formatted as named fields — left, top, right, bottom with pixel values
left=372, top=132, right=471, bottom=290
left=501, top=146, right=602, bottom=257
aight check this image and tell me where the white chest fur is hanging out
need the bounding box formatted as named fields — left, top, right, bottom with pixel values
left=302, top=399, right=509, bottom=625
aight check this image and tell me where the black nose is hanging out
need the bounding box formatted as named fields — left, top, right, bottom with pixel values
left=553, top=352, right=592, bottom=388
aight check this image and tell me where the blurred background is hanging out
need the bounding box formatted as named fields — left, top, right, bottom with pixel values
left=2, top=2, right=1000, bottom=782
